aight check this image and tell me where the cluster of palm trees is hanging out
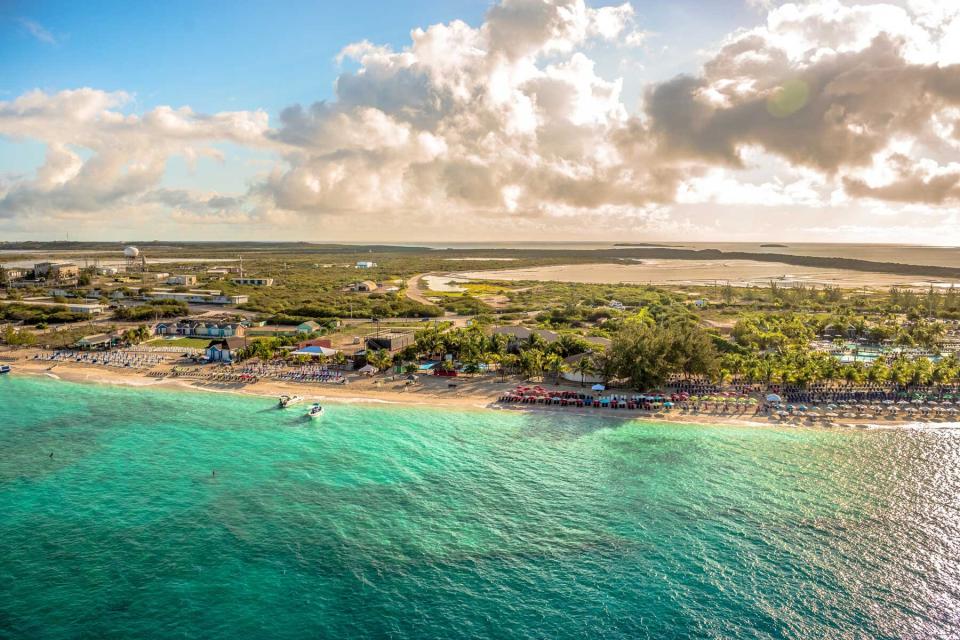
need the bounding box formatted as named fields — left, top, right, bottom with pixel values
left=408, top=323, right=599, bottom=383
left=121, top=325, right=153, bottom=345
left=717, top=349, right=960, bottom=388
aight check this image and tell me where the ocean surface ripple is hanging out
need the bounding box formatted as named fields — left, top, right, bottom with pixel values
left=2, top=376, right=959, bottom=639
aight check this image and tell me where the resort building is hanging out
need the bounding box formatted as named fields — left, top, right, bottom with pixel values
left=355, top=261, right=377, bottom=269
left=232, top=277, right=274, bottom=286
left=155, top=320, right=246, bottom=339
left=561, top=353, right=605, bottom=384
left=166, top=275, right=198, bottom=286
left=205, top=337, right=246, bottom=363
left=291, top=345, right=340, bottom=358
left=492, top=326, right=560, bottom=351
left=75, top=332, right=122, bottom=350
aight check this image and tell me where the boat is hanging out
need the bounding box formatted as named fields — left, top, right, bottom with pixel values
left=307, top=403, right=324, bottom=419
left=0, top=365, right=10, bottom=375
left=278, top=395, right=303, bottom=408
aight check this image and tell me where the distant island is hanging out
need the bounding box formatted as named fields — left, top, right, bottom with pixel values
left=760, top=244, right=789, bottom=248
left=613, top=243, right=674, bottom=248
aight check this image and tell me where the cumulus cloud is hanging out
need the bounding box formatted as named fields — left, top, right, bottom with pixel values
left=3, top=0, right=960, bottom=240
left=0, top=88, right=269, bottom=218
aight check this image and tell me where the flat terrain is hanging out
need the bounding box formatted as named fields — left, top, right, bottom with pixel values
left=458, top=260, right=960, bottom=289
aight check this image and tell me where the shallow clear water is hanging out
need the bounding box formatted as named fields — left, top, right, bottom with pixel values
left=2, top=375, right=960, bottom=639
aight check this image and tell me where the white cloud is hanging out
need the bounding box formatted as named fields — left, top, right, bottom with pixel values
left=18, top=18, right=57, bottom=45
left=3, top=0, right=960, bottom=241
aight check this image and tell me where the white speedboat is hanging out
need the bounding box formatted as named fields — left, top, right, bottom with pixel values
left=0, top=365, right=10, bottom=375
left=279, top=395, right=303, bottom=408
left=307, top=403, right=324, bottom=419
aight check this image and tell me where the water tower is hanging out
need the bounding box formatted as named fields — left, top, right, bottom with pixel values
left=123, top=245, right=144, bottom=272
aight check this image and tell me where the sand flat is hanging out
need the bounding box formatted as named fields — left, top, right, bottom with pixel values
left=457, top=260, right=960, bottom=289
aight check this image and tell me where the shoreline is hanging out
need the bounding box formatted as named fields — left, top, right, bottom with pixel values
left=5, top=355, right=959, bottom=430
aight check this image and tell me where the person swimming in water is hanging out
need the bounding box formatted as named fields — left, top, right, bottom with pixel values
left=49, top=452, right=54, bottom=459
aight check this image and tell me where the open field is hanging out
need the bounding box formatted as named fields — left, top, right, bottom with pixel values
left=456, top=260, right=960, bottom=289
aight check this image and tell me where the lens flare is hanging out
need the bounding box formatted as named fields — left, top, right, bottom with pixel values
left=767, top=79, right=810, bottom=118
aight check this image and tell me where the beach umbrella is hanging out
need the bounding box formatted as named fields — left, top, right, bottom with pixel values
left=591, top=384, right=606, bottom=392
left=766, top=393, right=782, bottom=403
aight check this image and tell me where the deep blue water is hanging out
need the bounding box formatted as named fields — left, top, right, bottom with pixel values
left=2, top=375, right=959, bottom=639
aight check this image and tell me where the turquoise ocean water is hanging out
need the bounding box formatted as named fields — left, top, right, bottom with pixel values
left=2, top=375, right=959, bottom=639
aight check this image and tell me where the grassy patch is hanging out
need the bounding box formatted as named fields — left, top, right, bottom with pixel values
left=145, top=337, right=212, bottom=348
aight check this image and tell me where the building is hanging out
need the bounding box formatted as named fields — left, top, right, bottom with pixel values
left=155, top=320, right=246, bottom=339
left=355, top=261, right=377, bottom=269
left=492, top=326, right=560, bottom=351
left=366, top=332, right=415, bottom=353
left=207, top=266, right=242, bottom=275
left=205, top=337, right=246, bottom=363
left=167, top=275, right=198, bottom=286
left=232, top=277, right=274, bottom=287
left=352, top=281, right=378, bottom=292
left=561, top=353, right=605, bottom=384
left=291, top=345, right=340, bottom=358
left=141, top=272, right=171, bottom=281
left=582, top=336, right=613, bottom=349
left=33, top=262, right=80, bottom=281
left=75, top=332, right=122, bottom=350
left=1, top=267, right=30, bottom=283
left=246, top=325, right=299, bottom=337
left=0, top=299, right=106, bottom=315
left=297, top=321, right=322, bottom=334
left=145, top=290, right=248, bottom=305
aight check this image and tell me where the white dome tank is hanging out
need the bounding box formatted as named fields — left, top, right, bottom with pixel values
left=123, top=246, right=140, bottom=258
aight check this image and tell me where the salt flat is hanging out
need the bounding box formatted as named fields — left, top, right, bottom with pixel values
left=458, top=260, right=960, bottom=289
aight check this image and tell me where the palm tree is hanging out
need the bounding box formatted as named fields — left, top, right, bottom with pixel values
left=500, top=354, right=519, bottom=381
left=545, top=353, right=566, bottom=385
left=368, top=349, right=393, bottom=372
left=571, top=355, right=595, bottom=387
left=519, top=348, right=544, bottom=381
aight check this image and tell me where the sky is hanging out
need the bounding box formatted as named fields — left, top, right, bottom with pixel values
left=1, top=0, right=959, bottom=244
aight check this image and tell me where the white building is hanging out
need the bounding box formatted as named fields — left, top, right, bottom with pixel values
left=355, top=261, right=377, bottom=269
left=167, top=275, right=198, bottom=286
left=145, top=289, right=248, bottom=305
left=232, top=277, right=274, bottom=286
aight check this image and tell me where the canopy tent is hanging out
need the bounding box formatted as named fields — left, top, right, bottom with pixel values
left=591, top=384, right=606, bottom=391
left=291, top=345, right=340, bottom=358
left=766, top=393, right=782, bottom=403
